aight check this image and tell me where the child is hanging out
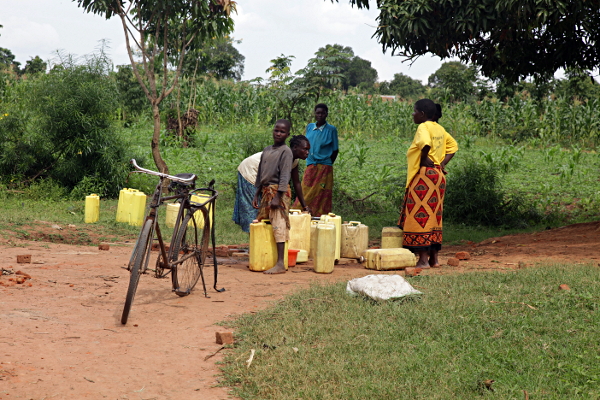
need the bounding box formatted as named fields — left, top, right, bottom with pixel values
left=233, top=135, right=311, bottom=232
left=399, top=99, right=458, bottom=269
left=252, top=119, right=297, bottom=274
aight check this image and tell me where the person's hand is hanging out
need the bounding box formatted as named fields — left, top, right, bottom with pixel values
left=270, top=196, right=281, bottom=210
left=252, top=195, right=260, bottom=209
left=302, top=205, right=312, bottom=215
left=420, top=157, right=435, bottom=168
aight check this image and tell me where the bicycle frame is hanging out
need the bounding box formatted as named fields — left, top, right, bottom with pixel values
left=128, top=159, right=223, bottom=293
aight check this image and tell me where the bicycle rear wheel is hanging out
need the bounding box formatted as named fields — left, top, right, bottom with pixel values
left=171, top=210, right=210, bottom=296
left=121, top=219, right=154, bottom=324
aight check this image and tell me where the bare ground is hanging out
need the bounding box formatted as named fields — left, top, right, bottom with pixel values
left=1, top=221, right=599, bottom=399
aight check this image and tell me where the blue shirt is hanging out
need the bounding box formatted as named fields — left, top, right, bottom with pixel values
left=305, top=122, right=339, bottom=166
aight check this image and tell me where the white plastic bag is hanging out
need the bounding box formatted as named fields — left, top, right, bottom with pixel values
left=346, top=274, right=423, bottom=301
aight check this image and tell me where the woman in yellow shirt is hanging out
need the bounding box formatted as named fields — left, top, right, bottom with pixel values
left=399, top=99, right=458, bottom=269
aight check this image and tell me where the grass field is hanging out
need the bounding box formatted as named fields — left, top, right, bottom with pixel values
left=219, top=264, right=600, bottom=399
left=1, top=116, right=598, bottom=246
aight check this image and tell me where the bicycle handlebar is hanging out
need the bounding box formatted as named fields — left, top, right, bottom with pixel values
left=130, top=159, right=196, bottom=184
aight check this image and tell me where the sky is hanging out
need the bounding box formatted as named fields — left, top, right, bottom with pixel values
left=0, top=0, right=446, bottom=84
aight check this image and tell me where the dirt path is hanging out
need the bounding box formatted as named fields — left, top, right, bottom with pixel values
left=1, top=221, right=599, bottom=399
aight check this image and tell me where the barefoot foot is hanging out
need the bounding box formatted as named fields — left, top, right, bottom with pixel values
left=263, top=263, right=286, bottom=274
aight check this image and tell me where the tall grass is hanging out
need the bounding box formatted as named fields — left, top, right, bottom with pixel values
left=164, top=79, right=600, bottom=146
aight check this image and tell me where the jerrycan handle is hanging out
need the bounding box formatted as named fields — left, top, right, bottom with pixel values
left=289, top=209, right=302, bottom=215
left=349, top=221, right=361, bottom=226
left=328, top=213, right=337, bottom=217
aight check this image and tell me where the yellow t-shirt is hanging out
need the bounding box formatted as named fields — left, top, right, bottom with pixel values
left=405, top=121, right=458, bottom=187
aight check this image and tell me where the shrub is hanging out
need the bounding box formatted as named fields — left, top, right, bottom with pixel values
left=0, top=51, right=135, bottom=197
left=444, top=159, right=544, bottom=227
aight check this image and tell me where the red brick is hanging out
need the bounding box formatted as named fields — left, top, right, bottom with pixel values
left=151, top=243, right=169, bottom=252
left=17, top=255, right=31, bottom=264
left=447, top=257, right=460, bottom=267
left=15, top=271, right=31, bottom=280
left=455, top=251, right=471, bottom=260
left=559, top=284, right=571, bottom=291
left=405, top=267, right=423, bottom=277
left=215, top=331, right=234, bottom=345
left=98, top=243, right=110, bottom=251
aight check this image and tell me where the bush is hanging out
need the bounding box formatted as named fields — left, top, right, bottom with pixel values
left=0, top=51, right=135, bottom=198
left=444, top=159, right=544, bottom=227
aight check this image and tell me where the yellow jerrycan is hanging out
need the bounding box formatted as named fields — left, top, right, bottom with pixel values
left=381, top=226, right=403, bottom=249
left=320, top=213, right=341, bottom=260
left=314, top=222, right=335, bottom=273
left=309, top=220, right=319, bottom=260
left=296, top=249, right=309, bottom=263
left=288, top=209, right=311, bottom=253
left=84, top=194, right=100, bottom=223
left=129, top=192, right=147, bottom=226
left=116, top=188, right=138, bottom=222
left=341, top=221, right=369, bottom=259
left=363, top=248, right=416, bottom=270
left=165, top=203, right=181, bottom=228
left=249, top=220, right=288, bottom=272
left=190, top=193, right=214, bottom=229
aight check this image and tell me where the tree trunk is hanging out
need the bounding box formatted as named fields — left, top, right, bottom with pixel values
left=151, top=103, right=169, bottom=175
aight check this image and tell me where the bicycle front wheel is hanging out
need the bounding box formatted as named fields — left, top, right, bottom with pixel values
left=171, top=211, right=210, bottom=296
left=121, top=219, right=154, bottom=324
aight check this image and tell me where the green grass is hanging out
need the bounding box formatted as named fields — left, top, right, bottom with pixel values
left=1, top=117, right=598, bottom=247
left=220, top=264, right=600, bottom=399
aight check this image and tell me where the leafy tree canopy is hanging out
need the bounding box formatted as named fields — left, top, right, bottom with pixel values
left=337, top=0, right=600, bottom=83
left=387, top=72, right=425, bottom=99
left=346, top=56, right=378, bottom=90
left=428, top=61, right=478, bottom=102
left=0, top=47, right=18, bottom=72
left=310, top=44, right=378, bottom=91
left=76, top=0, right=236, bottom=174
left=183, top=36, right=245, bottom=81
left=22, top=56, right=47, bottom=76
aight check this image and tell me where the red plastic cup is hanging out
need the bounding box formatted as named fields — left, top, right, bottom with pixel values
left=287, top=249, right=300, bottom=267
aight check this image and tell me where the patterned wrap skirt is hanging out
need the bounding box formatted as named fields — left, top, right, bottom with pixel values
left=398, top=166, right=446, bottom=251
left=257, top=184, right=291, bottom=243
left=293, top=164, right=333, bottom=216
left=232, top=172, right=258, bottom=233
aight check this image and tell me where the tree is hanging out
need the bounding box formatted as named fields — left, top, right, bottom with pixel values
left=555, top=69, right=600, bottom=101
left=336, top=0, right=600, bottom=83
left=295, top=45, right=353, bottom=102
left=345, top=56, right=377, bottom=90
left=76, top=0, right=235, bottom=174
left=183, top=36, right=245, bottom=81
left=22, top=56, right=47, bottom=76
left=313, top=44, right=353, bottom=90
left=428, top=62, right=478, bottom=103
left=0, top=47, right=18, bottom=73
left=311, top=44, right=377, bottom=91
left=114, top=64, right=147, bottom=117
left=265, top=46, right=350, bottom=129
left=388, top=73, right=425, bottom=100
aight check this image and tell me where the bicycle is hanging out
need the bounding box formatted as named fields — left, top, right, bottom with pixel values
left=121, top=159, right=223, bottom=325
